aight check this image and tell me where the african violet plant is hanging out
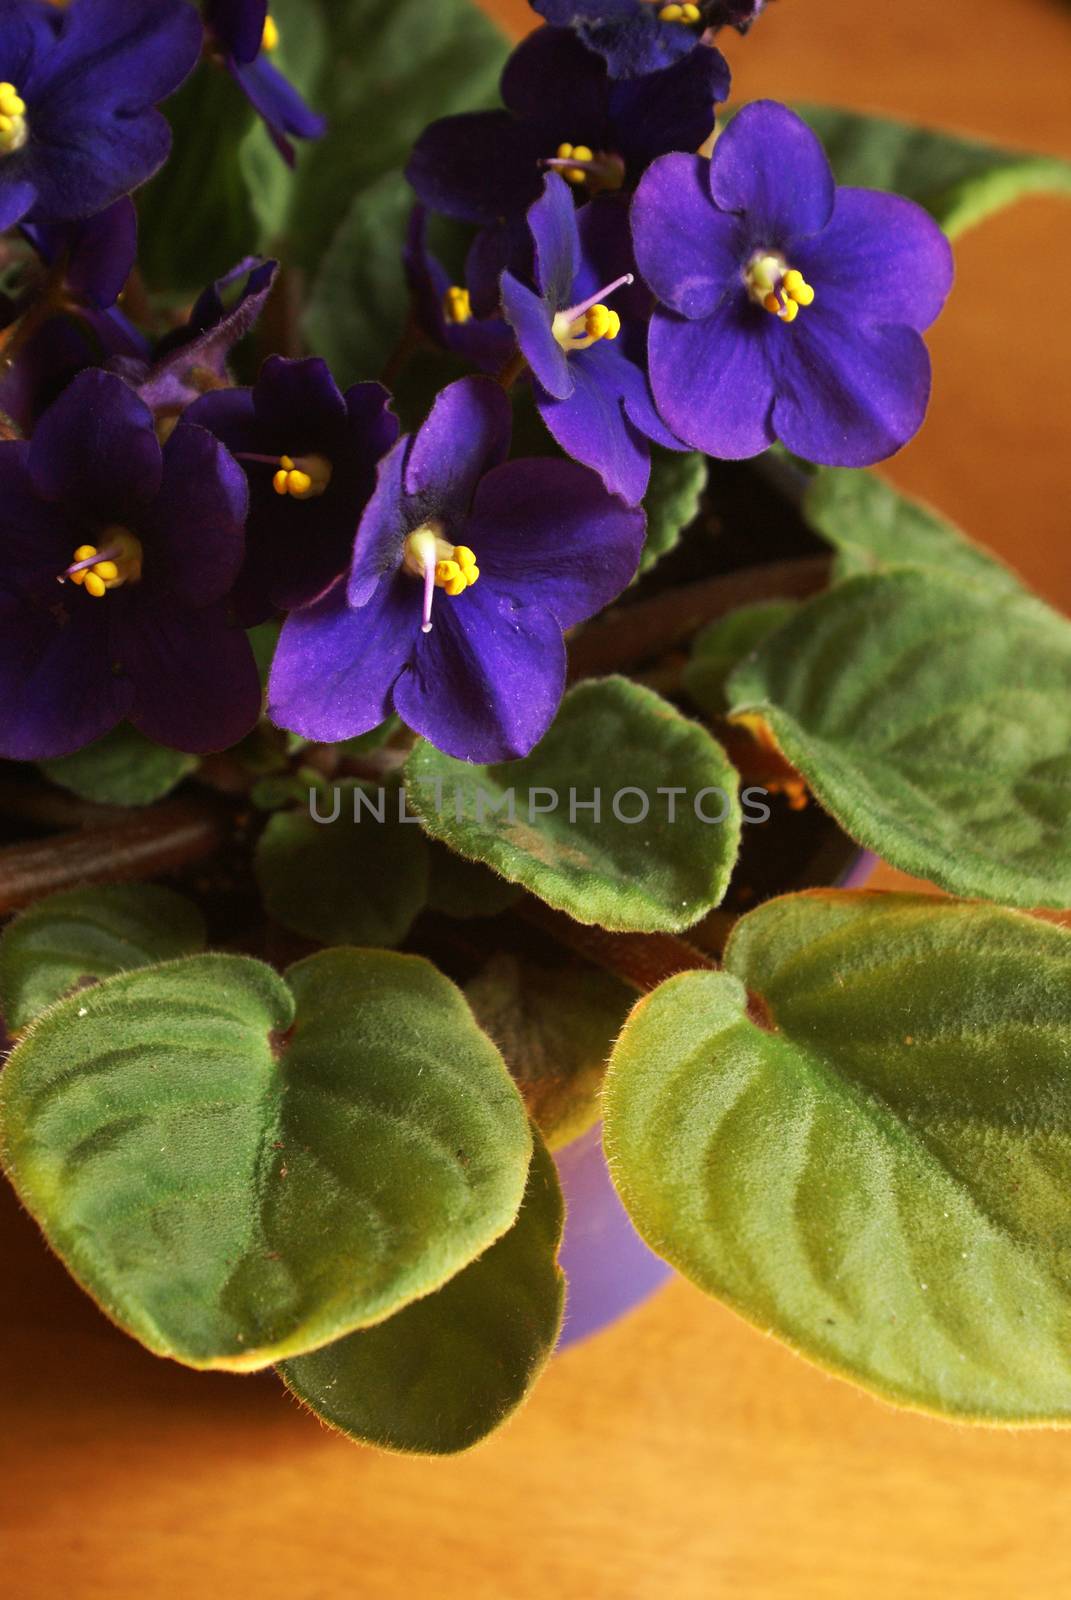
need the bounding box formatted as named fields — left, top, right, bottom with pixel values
left=1, top=0, right=1071, bottom=1455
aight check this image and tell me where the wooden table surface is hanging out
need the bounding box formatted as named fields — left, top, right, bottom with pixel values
left=3, top=1, right=1070, bottom=1595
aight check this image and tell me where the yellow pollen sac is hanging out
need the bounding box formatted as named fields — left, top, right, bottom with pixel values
left=0, top=82, right=28, bottom=155
left=658, top=3, right=701, bottom=22
left=403, top=525, right=480, bottom=630
left=272, top=453, right=333, bottom=500
left=747, top=251, right=815, bottom=324
left=443, top=286, right=472, bottom=325
left=553, top=302, right=623, bottom=354
left=261, top=14, right=280, bottom=52
left=65, top=530, right=143, bottom=599
left=556, top=142, right=594, bottom=186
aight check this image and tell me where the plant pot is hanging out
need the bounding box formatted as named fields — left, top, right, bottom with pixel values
left=553, top=841, right=877, bottom=1350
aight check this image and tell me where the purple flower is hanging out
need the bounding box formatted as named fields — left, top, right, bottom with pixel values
left=501, top=174, right=680, bottom=504
left=406, top=26, right=728, bottom=227
left=186, top=357, right=399, bottom=625
left=269, top=377, right=645, bottom=762
left=532, top=1, right=751, bottom=79
left=0, top=0, right=202, bottom=231
left=632, top=101, right=954, bottom=465
left=205, top=0, right=325, bottom=163
left=0, top=369, right=260, bottom=760
left=404, top=207, right=516, bottom=375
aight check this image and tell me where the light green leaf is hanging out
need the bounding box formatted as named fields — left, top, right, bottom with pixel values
left=466, top=953, right=632, bottom=1149
left=803, top=469, right=1024, bottom=594
left=254, top=779, right=429, bottom=948
left=728, top=569, right=1071, bottom=906
left=684, top=600, right=800, bottom=719
left=604, top=893, right=1071, bottom=1422
left=640, top=448, right=707, bottom=574
left=0, top=886, right=206, bottom=1034
left=302, top=169, right=415, bottom=387
left=799, top=104, right=1071, bottom=236
left=39, top=725, right=197, bottom=807
left=0, top=948, right=531, bottom=1370
left=280, top=1130, right=563, bottom=1453
left=405, top=678, right=742, bottom=933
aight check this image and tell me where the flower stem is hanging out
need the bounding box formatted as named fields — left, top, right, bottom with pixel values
left=496, top=350, right=528, bottom=391
left=520, top=901, right=716, bottom=994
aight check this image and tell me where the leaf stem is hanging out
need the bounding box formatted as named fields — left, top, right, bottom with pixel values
left=519, top=901, right=716, bottom=994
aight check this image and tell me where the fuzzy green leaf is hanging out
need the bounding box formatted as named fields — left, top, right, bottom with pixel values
left=254, top=780, right=429, bottom=948
left=728, top=569, right=1071, bottom=907
left=640, top=448, right=707, bottom=573
left=39, top=725, right=197, bottom=807
left=427, top=842, right=522, bottom=919
left=604, top=892, right=1071, bottom=1421
left=803, top=469, right=1024, bottom=594
left=684, top=600, right=800, bottom=720
left=466, top=953, right=632, bottom=1148
left=0, top=886, right=206, bottom=1034
left=405, top=678, right=742, bottom=933
left=280, top=1130, right=563, bottom=1453
left=800, top=104, right=1071, bottom=236
left=0, top=949, right=531, bottom=1370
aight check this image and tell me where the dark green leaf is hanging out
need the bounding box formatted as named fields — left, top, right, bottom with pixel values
left=604, top=892, right=1071, bottom=1421
left=728, top=570, right=1071, bottom=906
left=405, top=678, right=742, bottom=933
left=640, top=448, right=707, bottom=574
left=799, top=104, right=1071, bottom=236
left=280, top=1131, right=563, bottom=1453
left=0, top=885, right=206, bottom=1034
left=466, top=953, right=631, bottom=1148
left=426, top=842, right=522, bottom=919
left=39, top=725, right=197, bottom=807
left=254, top=779, right=429, bottom=947
left=0, top=948, right=531, bottom=1369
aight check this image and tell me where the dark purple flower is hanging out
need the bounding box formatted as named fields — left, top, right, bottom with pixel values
left=0, top=369, right=259, bottom=760
left=501, top=174, right=680, bottom=504
left=406, top=27, right=728, bottom=228
left=0, top=0, right=202, bottom=231
left=532, top=1, right=756, bottom=79
left=632, top=101, right=954, bottom=465
left=269, top=376, right=645, bottom=762
left=186, top=356, right=399, bottom=625
left=404, top=207, right=516, bottom=374
left=110, top=257, right=278, bottom=417
left=204, top=0, right=325, bottom=163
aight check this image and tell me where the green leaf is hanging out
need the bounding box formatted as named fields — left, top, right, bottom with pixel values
left=728, top=569, right=1071, bottom=907
left=255, top=779, right=429, bottom=948
left=288, top=0, right=508, bottom=275
left=279, top=1130, right=564, bottom=1453
left=0, top=886, right=206, bottom=1034
left=640, top=448, right=707, bottom=574
left=466, top=953, right=632, bottom=1149
left=604, top=893, right=1071, bottom=1422
left=405, top=678, right=742, bottom=933
left=39, top=725, right=197, bottom=807
left=799, top=104, right=1071, bottom=236
left=684, top=600, right=800, bottom=720
left=803, top=469, right=1024, bottom=595
left=238, top=0, right=327, bottom=251
left=0, top=948, right=532, bottom=1370
left=426, top=842, right=522, bottom=919
left=302, top=169, right=414, bottom=387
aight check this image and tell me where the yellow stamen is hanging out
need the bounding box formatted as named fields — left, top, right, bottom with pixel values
left=403, top=522, right=480, bottom=631
left=272, top=453, right=333, bottom=500
left=746, top=251, right=815, bottom=325
left=443, top=286, right=472, bottom=325
left=658, top=3, right=701, bottom=21
left=261, top=14, right=280, bottom=52
left=556, top=142, right=594, bottom=186
left=553, top=302, right=623, bottom=353
left=64, top=530, right=143, bottom=599
left=0, top=82, right=28, bottom=155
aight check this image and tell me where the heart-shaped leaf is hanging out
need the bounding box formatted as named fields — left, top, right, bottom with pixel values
left=254, top=780, right=429, bottom=947
left=604, top=892, right=1071, bottom=1421
left=799, top=104, right=1071, bottom=237
left=405, top=678, right=742, bottom=932
left=0, top=949, right=531, bottom=1370
left=280, top=1129, right=564, bottom=1453
left=466, top=953, right=632, bottom=1149
left=802, top=469, right=1024, bottom=595
left=0, top=885, right=206, bottom=1034
left=728, top=569, right=1071, bottom=907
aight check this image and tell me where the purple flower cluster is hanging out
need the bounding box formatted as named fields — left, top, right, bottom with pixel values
left=0, top=1, right=955, bottom=771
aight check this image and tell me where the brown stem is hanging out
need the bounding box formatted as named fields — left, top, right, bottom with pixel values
left=0, top=798, right=227, bottom=916
left=0, top=777, right=127, bottom=833
left=567, top=554, right=831, bottom=681
left=380, top=315, right=423, bottom=390
left=520, top=901, right=716, bottom=995
left=496, top=350, right=528, bottom=392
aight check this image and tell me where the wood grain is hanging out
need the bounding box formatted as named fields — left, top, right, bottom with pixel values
left=2, top=1, right=1071, bottom=1594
